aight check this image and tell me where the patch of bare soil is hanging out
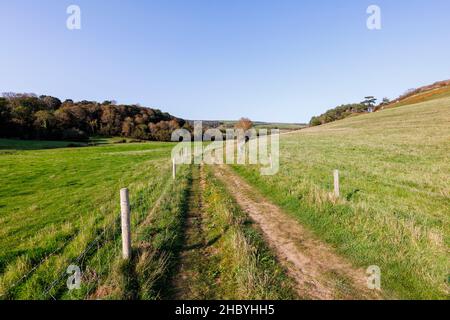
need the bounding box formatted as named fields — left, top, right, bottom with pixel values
left=214, top=166, right=381, bottom=300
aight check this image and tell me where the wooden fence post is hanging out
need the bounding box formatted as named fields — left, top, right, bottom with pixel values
left=172, top=158, right=176, bottom=179
left=120, top=188, right=131, bottom=260
left=333, top=169, right=340, bottom=198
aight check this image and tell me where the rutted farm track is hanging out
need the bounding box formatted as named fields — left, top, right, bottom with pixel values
left=170, top=166, right=215, bottom=299
left=167, top=164, right=379, bottom=300
left=213, top=165, right=380, bottom=300
left=168, top=165, right=295, bottom=300
left=0, top=160, right=380, bottom=300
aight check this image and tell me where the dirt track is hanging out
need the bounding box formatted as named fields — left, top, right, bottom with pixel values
left=214, top=165, right=380, bottom=300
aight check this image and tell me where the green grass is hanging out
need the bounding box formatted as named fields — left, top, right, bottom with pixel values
left=195, top=165, right=295, bottom=299
left=88, top=136, right=144, bottom=146
left=0, top=139, right=190, bottom=299
left=0, top=138, right=293, bottom=300
left=0, top=137, right=144, bottom=152
left=0, top=139, right=87, bottom=151
left=83, top=165, right=191, bottom=300
left=232, top=96, right=450, bottom=299
left=1, top=94, right=448, bottom=300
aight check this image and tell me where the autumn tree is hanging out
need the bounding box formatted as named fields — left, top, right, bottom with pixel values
left=0, top=93, right=185, bottom=141
left=34, top=110, right=56, bottom=133
left=235, top=117, right=253, bottom=131
left=121, top=117, right=134, bottom=137
left=40, top=95, right=62, bottom=110
left=54, top=107, right=73, bottom=129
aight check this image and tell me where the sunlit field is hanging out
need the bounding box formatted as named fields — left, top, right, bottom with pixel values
left=232, top=97, right=450, bottom=299
left=0, top=141, right=193, bottom=299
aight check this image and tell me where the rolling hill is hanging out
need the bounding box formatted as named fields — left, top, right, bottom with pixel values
left=1, top=83, right=448, bottom=300
left=232, top=93, right=450, bottom=299
left=380, top=79, right=450, bottom=110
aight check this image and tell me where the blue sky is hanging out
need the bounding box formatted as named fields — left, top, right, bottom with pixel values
left=1, top=0, right=449, bottom=122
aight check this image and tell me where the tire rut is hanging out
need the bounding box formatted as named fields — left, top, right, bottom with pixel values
left=170, top=165, right=214, bottom=299
left=214, top=165, right=381, bottom=300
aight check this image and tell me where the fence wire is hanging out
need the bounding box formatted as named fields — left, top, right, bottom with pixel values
left=3, top=165, right=175, bottom=301
left=42, top=215, right=121, bottom=300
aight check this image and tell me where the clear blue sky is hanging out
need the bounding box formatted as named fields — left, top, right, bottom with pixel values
left=1, top=0, right=449, bottom=122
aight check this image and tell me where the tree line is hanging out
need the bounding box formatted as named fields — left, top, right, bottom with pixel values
left=309, top=96, right=390, bottom=127
left=0, top=93, right=187, bottom=141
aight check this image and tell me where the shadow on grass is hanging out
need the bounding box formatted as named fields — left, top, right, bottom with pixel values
left=157, top=170, right=192, bottom=300
left=184, top=226, right=228, bottom=251
left=0, top=139, right=87, bottom=151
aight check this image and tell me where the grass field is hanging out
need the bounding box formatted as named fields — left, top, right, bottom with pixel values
left=232, top=96, right=450, bottom=299
left=0, top=139, right=295, bottom=300
left=1, top=95, right=448, bottom=300
left=220, top=121, right=306, bottom=131
left=0, top=140, right=194, bottom=299
left=0, top=139, right=86, bottom=151
left=0, top=137, right=143, bottom=152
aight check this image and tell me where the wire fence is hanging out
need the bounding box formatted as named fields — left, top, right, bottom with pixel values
left=1, top=164, right=175, bottom=301
left=0, top=232, right=79, bottom=299
left=43, top=215, right=121, bottom=300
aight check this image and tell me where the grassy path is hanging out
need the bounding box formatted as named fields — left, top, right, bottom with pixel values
left=169, top=165, right=295, bottom=300
left=170, top=166, right=217, bottom=299
left=215, top=165, right=380, bottom=300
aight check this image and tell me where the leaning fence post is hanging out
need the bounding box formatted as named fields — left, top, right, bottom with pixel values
left=120, top=188, right=131, bottom=260
left=333, top=169, right=340, bottom=198
left=172, top=158, right=176, bottom=179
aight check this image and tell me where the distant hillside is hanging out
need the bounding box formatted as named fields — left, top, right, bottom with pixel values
left=222, top=120, right=306, bottom=131
left=189, top=120, right=306, bottom=132
left=279, top=92, right=450, bottom=299
left=310, top=79, right=450, bottom=127
left=378, top=79, right=450, bottom=110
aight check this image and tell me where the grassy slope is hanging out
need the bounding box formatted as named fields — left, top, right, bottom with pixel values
left=385, top=84, right=450, bottom=109
left=0, top=140, right=190, bottom=299
left=232, top=96, right=450, bottom=299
